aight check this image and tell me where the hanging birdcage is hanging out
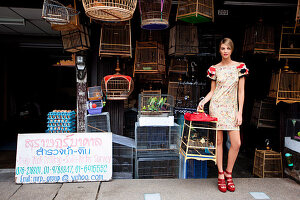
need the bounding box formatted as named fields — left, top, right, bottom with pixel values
left=51, top=3, right=80, bottom=31
left=243, top=19, right=275, bottom=54
left=82, top=0, right=137, bottom=21
left=295, top=0, right=300, bottom=30
left=101, top=60, right=134, bottom=100
left=269, top=68, right=300, bottom=104
left=279, top=26, right=300, bottom=60
left=139, top=0, right=172, bottom=30
left=176, top=0, right=214, bottom=24
left=42, top=0, right=79, bottom=25
left=169, top=58, right=188, bottom=75
left=61, top=25, right=90, bottom=53
left=169, top=24, right=199, bottom=56
left=133, top=40, right=166, bottom=76
left=99, top=22, right=132, bottom=58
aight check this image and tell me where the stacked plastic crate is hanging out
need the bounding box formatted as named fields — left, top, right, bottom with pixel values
left=135, top=93, right=181, bottom=179
left=46, top=110, right=76, bottom=133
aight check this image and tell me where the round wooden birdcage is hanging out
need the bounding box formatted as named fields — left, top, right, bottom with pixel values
left=139, top=0, right=172, bottom=30
left=99, top=22, right=132, bottom=58
left=82, top=0, right=137, bottom=21
left=42, top=0, right=78, bottom=25
left=176, top=0, right=214, bottom=24
left=101, top=60, right=134, bottom=100
left=243, top=19, right=275, bottom=54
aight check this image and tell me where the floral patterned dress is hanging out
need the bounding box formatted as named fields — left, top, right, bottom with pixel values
left=207, top=63, right=249, bottom=130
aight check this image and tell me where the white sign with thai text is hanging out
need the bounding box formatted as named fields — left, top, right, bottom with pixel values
left=15, top=132, right=112, bottom=184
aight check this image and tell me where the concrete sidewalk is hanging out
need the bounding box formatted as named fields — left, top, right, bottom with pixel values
left=0, top=169, right=299, bottom=200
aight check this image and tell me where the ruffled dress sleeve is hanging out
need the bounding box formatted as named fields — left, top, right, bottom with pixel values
left=207, top=66, right=216, bottom=80
left=237, top=63, right=249, bottom=78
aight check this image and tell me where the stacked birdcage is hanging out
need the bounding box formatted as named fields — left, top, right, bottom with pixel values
left=86, top=112, right=111, bottom=132
left=61, top=25, right=90, bottom=53
left=168, top=24, right=199, bottom=56
left=176, top=0, right=214, bottom=23
left=268, top=68, right=300, bottom=104
left=198, top=34, right=222, bottom=56
left=99, top=22, right=132, bottom=57
left=139, top=0, right=172, bottom=30
left=112, top=133, right=135, bottom=179
left=134, top=41, right=166, bottom=76
left=42, top=0, right=79, bottom=25
left=82, top=0, right=137, bottom=21
left=243, top=19, right=275, bottom=54
left=135, top=122, right=181, bottom=179
left=134, top=91, right=180, bottom=178
left=46, top=110, right=76, bottom=133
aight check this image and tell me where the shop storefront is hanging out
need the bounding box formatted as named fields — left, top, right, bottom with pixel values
left=0, top=0, right=299, bottom=184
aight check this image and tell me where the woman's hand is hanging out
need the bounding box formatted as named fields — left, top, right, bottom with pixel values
left=197, top=100, right=205, bottom=112
left=236, top=112, right=243, bottom=126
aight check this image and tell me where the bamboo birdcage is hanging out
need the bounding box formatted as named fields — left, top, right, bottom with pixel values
left=99, top=22, right=132, bottom=58
left=139, top=0, right=172, bottom=30
left=133, top=40, right=166, bottom=77
left=169, top=24, right=199, bottom=56
left=101, top=60, right=134, bottom=100
left=61, top=25, right=90, bottom=53
left=296, top=0, right=300, bottom=30
left=82, top=0, right=137, bottom=21
left=269, top=68, right=300, bottom=104
left=279, top=26, right=300, bottom=60
left=169, top=58, right=188, bottom=74
left=243, top=19, right=275, bottom=54
left=168, top=81, right=179, bottom=98
left=176, top=0, right=214, bottom=24
left=42, top=0, right=79, bottom=25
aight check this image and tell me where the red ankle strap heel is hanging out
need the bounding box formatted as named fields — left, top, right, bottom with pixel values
left=218, top=171, right=227, bottom=193
left=225, top=170, right=235, bottom=192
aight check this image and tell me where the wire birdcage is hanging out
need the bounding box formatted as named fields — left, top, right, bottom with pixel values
left=168, top=24, right=199, bottom=56
left=169, top=58, right=188, bottom=74
left=176, top=0, right=214, bottom=23
left=61, top=25, right=90, bottom=53
left=269, top=68, right=300, bottom=104
left=82, top=0, right=137, bottom=21
left=139, top=0, right=172, bottom=30
left=243, top=19, right=275, bottom=54
left=42, top=0, right=79, bottom=25
left=101, top=60, right=134, bottom=100
left=134, top=40, right=166, bottom=76
left=99, top=22, right=132, bottom=58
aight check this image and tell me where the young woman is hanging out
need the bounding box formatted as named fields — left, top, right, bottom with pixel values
left=197, top=38, right=249, bottom=193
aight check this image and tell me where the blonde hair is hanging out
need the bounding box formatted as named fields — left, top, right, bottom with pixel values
left=219, top=38, right=234, bottom=52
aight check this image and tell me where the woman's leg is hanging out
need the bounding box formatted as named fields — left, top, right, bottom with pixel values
left=226, top=130, right=241, bottom=172
left=217, top=130, right=224, bottom=176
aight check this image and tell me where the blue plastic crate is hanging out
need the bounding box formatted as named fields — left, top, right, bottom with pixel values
left=186, top=159, right=207, bottom=179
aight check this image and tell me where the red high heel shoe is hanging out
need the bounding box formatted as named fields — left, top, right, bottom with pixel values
left=218, top=171, right=227, bottom=193
left=225, top=170, right=235, bottom=192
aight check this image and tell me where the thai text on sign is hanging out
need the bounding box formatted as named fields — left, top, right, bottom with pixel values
left=15, top=132, right=112, bottom=184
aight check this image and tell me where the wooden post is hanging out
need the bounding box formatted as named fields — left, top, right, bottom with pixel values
left=76, top=67, right=87, bottom=133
